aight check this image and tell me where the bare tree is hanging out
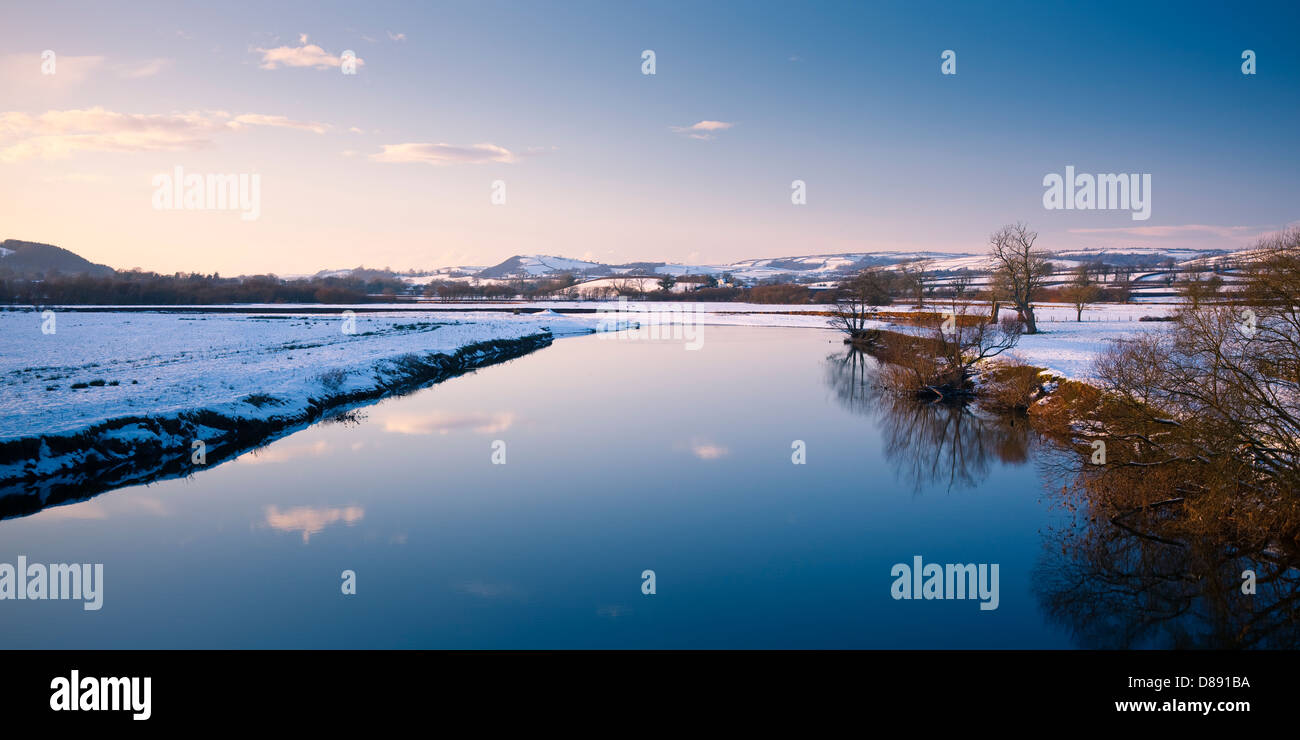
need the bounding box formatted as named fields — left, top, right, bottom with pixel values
left=949, top=269, right=973, bottom=300
left=610, top=277, right=643, bottom=297
left=988, top=222, right=1051, bottom=334
left=1180, top=269, right=1223, bottom=309
left=1047, top=227, right=1300, bottom=548
left=876, top=300, right=1022, bottom=399
left=1110, top=266, right=1134, bottom=303
left=935, top=300, right=1023, bottom=381
left=1062, top=264, right=1102, bottom=321
left=896, top=259, right=933, bottom=309
left=829, top=268, right=895, bottom=344
left=985, top=269, right=1010, bottom=324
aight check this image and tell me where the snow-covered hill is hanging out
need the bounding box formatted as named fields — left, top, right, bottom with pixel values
left=453, top=247, right=1239, bottom=283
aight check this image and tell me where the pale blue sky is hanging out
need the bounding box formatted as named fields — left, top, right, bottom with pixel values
left=1, top=0, right=1297, bottom=273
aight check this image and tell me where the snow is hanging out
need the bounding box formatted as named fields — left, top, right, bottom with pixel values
left=506, top=255, right=603, bottom=275
left=295, top=246, right=1246, bottom=288
left=565, top=276, right=696, bottom=294
left=852, top=302, right=1176, bottom=380
left=0, top=309, right=609, bottom=480
left=581, top=298, right=1178, bottom=379
left=404, top=300, right=844, bottom=312
left=992, top=303, right=1175, bottom=380
left=1052, top=247, right=1225, bottom=259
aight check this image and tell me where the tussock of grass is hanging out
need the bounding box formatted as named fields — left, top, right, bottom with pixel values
left=979, top=360, right=1045, bottom=412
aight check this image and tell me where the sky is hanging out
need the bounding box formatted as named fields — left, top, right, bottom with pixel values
left=1, top=0, right=1298, bottom=275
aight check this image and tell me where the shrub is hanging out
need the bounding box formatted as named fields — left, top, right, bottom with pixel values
left=316, top=368, right=348, bottom=392
left=981, top=359, right=1044, bottom=411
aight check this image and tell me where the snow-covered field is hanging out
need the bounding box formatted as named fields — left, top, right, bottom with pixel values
left=592, top=299, right=1179, bottom=380
left=582, top=299, right=1175, bottom=379
left=859, top=302, right=1177, bottom=380
left=1004, top=306, right=1171, bottom=380
left=0, top=309, right=616, bottom=485
left=0, top=309, right=609, bottom=441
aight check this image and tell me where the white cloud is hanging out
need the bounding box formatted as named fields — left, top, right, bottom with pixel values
left=670, top=120, right=735, bottom=140
left=0, top=106, right=334, bottom=162
left=1, top=54, right=171, bottom=89
left=0, top=108, right=221, bottom=161
left=387, top=30, right=407, bottom=42
left=255, top=39, right=362, bottom=70
left=42, top=172, right=112, bottom=184
left=114, top=58, right=171, bottom=78
left=370, top=141, right=517, bottom=166
left=227, top=113, right=329, bottom=134
left=0, top=54, right=104, bottom=91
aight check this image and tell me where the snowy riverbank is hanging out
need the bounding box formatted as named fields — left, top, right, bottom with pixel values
left=0, top=309, right=608, bottom=499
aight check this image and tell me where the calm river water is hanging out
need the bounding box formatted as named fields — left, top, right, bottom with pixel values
left=5, top=326, right=1286, bottom=648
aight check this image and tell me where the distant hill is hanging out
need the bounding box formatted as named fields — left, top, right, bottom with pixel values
left=476, top=255, right=607, bottom=278
left=269, top=246, right=1256, bottom=289
left=462, top=248, right=1238, bottom=283
left=0, top=240, right=116, bottom=278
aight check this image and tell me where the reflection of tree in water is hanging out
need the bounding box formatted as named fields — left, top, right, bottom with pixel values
left=827, top=347, right=1300, bottom=646
left=823, top=349, right=1032, bottom=494
left=824, top=348, right=878, bottom=416
left=1034, top=516, right=1300, bottom=648
left=1031, top=441, right=1300, bottom=649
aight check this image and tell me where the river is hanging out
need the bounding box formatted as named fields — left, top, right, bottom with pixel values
left=3, top=326, right=1293, bottom=648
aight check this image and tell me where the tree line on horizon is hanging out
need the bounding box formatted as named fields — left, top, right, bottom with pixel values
left=2, top=233, right=1244, bottom=307
left=0, top=268, right=410, bottom=306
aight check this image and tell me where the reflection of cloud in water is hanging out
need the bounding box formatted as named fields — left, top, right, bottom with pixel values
left=127, top=497, right=169, bottom=516
left=457, top=581, right=522, bottom=599
left=264, top=504, right=364, bottom=543
left=35, top=502, right=109, bottom=520
left=236, top=440, right=331, bottom=465
left=691, top=442, right=728, bottom=460
left=383, top=410, right=515, bottom=436
left=673, top=437, right=728, bottom=460
left=36, top=495, right=169, bottom=521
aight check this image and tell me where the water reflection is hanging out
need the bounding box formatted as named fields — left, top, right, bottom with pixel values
left=827, top=346, right=1300, bottom=647
left=235, top=439, right=333, bottom=466
left=1034, top=519, right=1300, bottom=648
left=382, top=410, right=516, bottom=436
left=3, top=327, right=1079, bottom=648
left=824, top=349, right=1033, bottom=493
left=457, top=581, right=525, bottom=600
left=8, top=327, right=1292, bottom=648
left=263, top=504, right=365, bottom=544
